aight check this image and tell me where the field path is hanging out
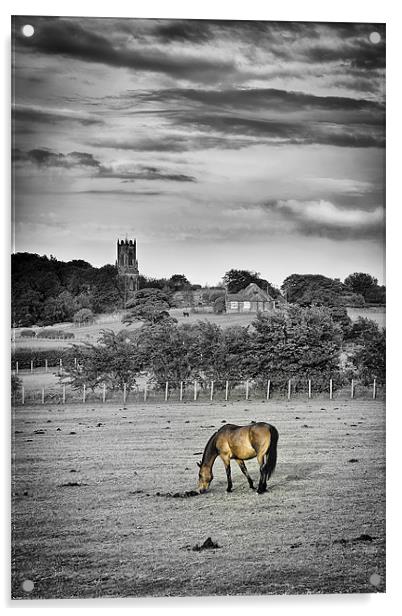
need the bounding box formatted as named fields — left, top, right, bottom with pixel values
left=12, top=399, right=385, bottom=598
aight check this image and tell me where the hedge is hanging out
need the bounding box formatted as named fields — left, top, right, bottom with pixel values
left=36, top=329, right=75, bottom=339
left=11, top=348, right=73, bottom=369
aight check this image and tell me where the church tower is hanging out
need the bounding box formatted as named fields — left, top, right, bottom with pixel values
left=116, top=239, right=139, bottom=305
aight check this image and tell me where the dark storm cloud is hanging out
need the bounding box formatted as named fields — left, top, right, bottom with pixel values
left=116, top=87, right=383, bottom=149
left=167, top=113, right=384, bottom=148
left=12, top=147, right=197, bottom=182
left=88, top=134, right=257, bottom=153
left=13, top=103, right=103, bottom=126
left=12, top=148, right=100, bottom=168
left=305, top=40, right=385, bottom=70
left=13, top=17, right=239, bottom=83
left=133, top=87, right=384, bottom=116
left=97, top=166, right=196, bottom=182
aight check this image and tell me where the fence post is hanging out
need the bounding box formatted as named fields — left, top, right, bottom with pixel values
left=329, top=379, right=333, bottom=400
left=180, top=381, right=183, bottom=401
left=41, top=387, right=45, bottom=404
left=144, top=384, right=147, bottom=402
left=373, top=378, right=377, bottom=400
left=245, top=380, right=249, bottom=400
left=21, top=386, right=25, bottom=405
left=45, top=359, right=48, bottom=373
left=210, top=381, right=214, bottom=401
left=194, top=381, right=197, bottom=401
left=308, top=379, right=312, bottom=399
left=16, top=361, right=19, bottom=375
left=59, top=358, right=63, bottom=374
left=30, top=360, right=33, bottom=374
left=266, top=379, right=271, bottom=400
left=288, top=379, right=291, bottom=400
left=62, top=384, right=66, bottom=404
left=123, top=383, right=127, bottom=404
left=351, top=379, right=354, bottom=399
left=74, top=357, right=77, bottom=369
left=83, top=384, right=86, bottom=403
left=102, top=383, right=106, bottom=403
left=165, top=381, right=169, bottom=401
left=225, top=380, right=229, bottom=401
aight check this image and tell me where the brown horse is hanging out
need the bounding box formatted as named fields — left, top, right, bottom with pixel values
left=197, top=422, right=278, bottom=495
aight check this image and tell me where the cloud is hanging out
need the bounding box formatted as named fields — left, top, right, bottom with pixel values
left=167, top=113, right=384, bottom=148
left=135, top=86, right=384, bottom=115
left=12, top=148, right=100, bottom=168
left=264, top=199, right=384, bottom=239
left=97, top=165, right=196, bottom=182
left=118, top=87, right=384, bottom=149
left=87, top=133, right=258, bottom=152
left=12, top=147, right=197, bottom=182
left=13, top=17, right=240, bottom=83
left=13, top=103, right=103, bottom=126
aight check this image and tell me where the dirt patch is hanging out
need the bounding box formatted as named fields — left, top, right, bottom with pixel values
left=11, top=399, right=385, bottom=598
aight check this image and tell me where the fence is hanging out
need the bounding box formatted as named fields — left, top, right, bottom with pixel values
left=12, top=377, right=385, bottom=406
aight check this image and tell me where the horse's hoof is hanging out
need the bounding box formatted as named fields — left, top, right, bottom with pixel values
left=226, top=488, right=233, bottom=493
left=257, top=488, right=266, bottom=494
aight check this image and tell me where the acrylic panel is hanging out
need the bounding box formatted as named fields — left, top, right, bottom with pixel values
left=11, top=16, right=385, bottom=599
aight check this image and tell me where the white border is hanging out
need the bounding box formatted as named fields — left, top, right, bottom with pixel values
left=2, top=1, right=401, bottom=614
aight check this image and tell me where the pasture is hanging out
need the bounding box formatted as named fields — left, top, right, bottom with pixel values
left=11, top=399, right=385, bottom=599
left=11, top=305, right=385, bottom=352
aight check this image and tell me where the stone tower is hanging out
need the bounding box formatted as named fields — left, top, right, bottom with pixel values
left=116, top=239, right=139, bottom=305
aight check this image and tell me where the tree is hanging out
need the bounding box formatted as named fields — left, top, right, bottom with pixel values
left=344, top=273, right=378, bottom=299
left=281, top=274, right=355, bottom=306
left=167, top=274, right=191, bottom=292
left=122, top=288, right=175, bottom=325
left=62, top=330, right=142, bottom=391
left=11, top=374, right=23, bottom=398
left=223, top=269, right=281, bottom=297
left=213, top=296, right=226, bottom=313
left=73, top=308, right=94, bottom=325
left=91, top=265, right=125, bottom=313
left=350, top=322, right=385, bottom=385
left=329, top=306, right=352, bottom=339
left=247, top=306, right=342, bottom=389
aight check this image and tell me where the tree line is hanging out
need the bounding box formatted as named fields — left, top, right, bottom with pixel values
left=57, top=307, right=385, bottom=393
left=12, top=252, right=385, bottom=328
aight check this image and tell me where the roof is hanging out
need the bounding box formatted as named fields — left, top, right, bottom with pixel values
left=226, top=283, right=274, bottom=302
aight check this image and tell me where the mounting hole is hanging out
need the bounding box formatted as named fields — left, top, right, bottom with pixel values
left=22, top=24, right=35, bottom=38
left=369, top=31, right=381, bottom=44
left=369, top=573, right=381, bottom=587
left=21, top=579, right=34, bottom=592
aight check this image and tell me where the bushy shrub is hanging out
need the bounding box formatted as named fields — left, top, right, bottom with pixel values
left=20, top=329, right=36, bottom=338
left=37, top=328, right=74, bottom=340
left=11, top=348, right=69, bottom=370
left=61, top=330, right=142, bottom=391
left=349, top=319, right=385, bottom=385
left=11, top=374, right=22, bottom=397
left=247, top=306, right=343, bottom=390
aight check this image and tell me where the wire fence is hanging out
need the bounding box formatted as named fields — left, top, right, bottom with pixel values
left=12, top=377, right=385, bottom=406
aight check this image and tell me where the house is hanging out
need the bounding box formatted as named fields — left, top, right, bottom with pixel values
left=225, top=283, right=280, bottom=313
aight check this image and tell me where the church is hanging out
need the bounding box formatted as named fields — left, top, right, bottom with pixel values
left=116, top=239, right=139, bottom=304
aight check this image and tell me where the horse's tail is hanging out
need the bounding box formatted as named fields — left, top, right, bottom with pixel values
left=266, top=425, right=279, bottom=480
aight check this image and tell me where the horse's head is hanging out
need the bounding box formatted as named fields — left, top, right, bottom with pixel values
left=197, top=461, right=213, bottom=493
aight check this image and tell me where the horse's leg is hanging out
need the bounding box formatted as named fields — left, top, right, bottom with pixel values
left=221, top=455, right=233, bottom=492
left=257, top=451, right=268, bottom=494
left=236, top=459, right=255, bottom=489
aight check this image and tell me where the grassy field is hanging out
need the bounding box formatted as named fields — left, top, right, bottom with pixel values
left=12, top=306, right=385, bottom=352
left=11, top=399, right=385, bottom=599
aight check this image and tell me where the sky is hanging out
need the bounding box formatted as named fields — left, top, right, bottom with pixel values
left=11, top=17, right=385, bottom=287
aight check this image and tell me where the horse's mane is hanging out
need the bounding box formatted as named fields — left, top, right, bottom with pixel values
left=200, top=430, right=218, bottom=465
